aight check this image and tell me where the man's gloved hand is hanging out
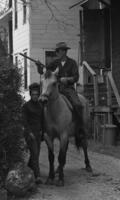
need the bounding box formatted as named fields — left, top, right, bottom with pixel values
left=60, top=77, right=68, bottom=84
left=60, top=77, right=74, bottom=84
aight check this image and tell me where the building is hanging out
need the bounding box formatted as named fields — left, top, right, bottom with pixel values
left=77, top=0, right=120, bottom=143
left=0, top=0, right=81, bottom=100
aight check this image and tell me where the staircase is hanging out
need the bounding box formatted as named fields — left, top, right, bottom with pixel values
left=84, top=82, right=118, bottom=107
left=82, top=61, right=120, bottom=143
left=84, top=82, right=108, bottom=106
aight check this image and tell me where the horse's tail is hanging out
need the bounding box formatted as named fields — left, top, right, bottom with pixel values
left=74, top=112, right=87, bottom=150
left=74, top=127, right=84, bottom=150
left=74, top=94, right=89, bottom=150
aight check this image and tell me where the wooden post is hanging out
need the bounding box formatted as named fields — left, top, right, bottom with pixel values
left=82, top=61, right=99, bottom=140
left=93, top=74, right=98, bottom=106
left=106, top=72, right=112, bottom=124
left=93, top=74, right=99, bottom=141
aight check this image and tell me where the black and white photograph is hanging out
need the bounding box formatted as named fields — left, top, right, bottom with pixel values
left=1, top=0, right=120, bottom=200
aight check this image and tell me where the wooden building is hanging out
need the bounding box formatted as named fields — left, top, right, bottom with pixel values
left=77, top=0, right=120, bottom=143
left=0, top=0, right=80, bottom=99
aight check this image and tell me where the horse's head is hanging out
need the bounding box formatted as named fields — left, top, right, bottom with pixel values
left=40, top=68, right=59, bottom=104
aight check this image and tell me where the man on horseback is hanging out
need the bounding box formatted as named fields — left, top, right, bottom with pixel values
left=22, top=83, right=43, bottom=184
left=36, top=42, right=85, bottom=142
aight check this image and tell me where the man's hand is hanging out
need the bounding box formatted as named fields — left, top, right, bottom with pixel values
left=60, top=77, right=74, bottom=84
left=60, top=77, right=68, bottom=84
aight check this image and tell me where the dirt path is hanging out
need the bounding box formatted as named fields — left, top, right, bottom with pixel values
left=16, top=140, right=120, bottom=200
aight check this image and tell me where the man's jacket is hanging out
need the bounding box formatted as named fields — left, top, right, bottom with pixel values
left=22, top=100, right=43, bottom=133
left=37, top=56, right=79, bottom=90
left=47, top=56, right=79, bottom=89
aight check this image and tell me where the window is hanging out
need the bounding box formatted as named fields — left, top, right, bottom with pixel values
left=14, top=0, right=18, bottom=29
left=24, top=52, right=28, bottom=89
left=23, top=0, right=27, bottom=24
left=45, top=51, right=57, bottom=66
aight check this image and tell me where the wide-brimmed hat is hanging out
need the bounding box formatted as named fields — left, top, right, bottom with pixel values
left=55, top=42, right=71, bottom=51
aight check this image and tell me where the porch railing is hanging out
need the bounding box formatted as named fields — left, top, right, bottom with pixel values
left=82, top=62, right=120, bottom=142
left=82, top=61, right=98, bottom=106
left=106, top=71, right=120, bottom=108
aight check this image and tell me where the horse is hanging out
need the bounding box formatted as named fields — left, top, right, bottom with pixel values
left=40, top=68, right=92, bottom=186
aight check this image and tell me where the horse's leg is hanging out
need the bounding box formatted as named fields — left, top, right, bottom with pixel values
left=46, top=146, right=55, bottom=184
left=81, top=135, right=92, bottom=172
left=45, top=134, right=55, bottom=185
left=56, top=134, right=69, bottom=186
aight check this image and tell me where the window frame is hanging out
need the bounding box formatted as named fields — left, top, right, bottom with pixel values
left=45, top=49, right=57, bottom=66
left=23, top=51, right=28, bottom=90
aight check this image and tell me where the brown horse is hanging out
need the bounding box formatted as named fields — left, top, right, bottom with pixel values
left=40, top=68, right=92, bottom=186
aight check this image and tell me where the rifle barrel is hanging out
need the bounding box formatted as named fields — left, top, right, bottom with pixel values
left=19, top=53, right=37, bottom=63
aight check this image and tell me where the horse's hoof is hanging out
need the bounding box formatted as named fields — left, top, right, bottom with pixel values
left=55, top=179, right=64, bottom=187
left=45, top=178, right=54, bottom=185
left=86, top=166, right=92, bottom=173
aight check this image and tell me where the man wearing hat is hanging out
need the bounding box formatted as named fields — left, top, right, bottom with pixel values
left=36, top=42, right=85, bottom=138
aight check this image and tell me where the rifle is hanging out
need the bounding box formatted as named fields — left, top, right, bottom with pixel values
left=19, top=53, right=45, bottom=68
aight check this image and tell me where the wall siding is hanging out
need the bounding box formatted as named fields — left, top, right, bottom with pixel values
left=30, top=0, right=80, bottom=54
left=28, top=0, right=80, bottom=91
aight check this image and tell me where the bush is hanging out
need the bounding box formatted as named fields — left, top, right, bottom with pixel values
left=0, top=57, right=24, bottom=180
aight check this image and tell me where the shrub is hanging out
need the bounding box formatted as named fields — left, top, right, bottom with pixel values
left=0, top=57, right=24, bottom=180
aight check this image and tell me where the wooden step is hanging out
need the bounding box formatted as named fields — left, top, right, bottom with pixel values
left=84, top=83, right=119, bottom=107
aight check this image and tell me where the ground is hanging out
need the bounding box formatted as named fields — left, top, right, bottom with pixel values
left=8, top=140, right=120, bottom=200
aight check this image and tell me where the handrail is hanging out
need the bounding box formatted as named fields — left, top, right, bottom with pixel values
left=82, top=61, right=98, bottom=106
left=107, top=71, right=120, bottom=107
left=82, top=61, right=96, bottom=76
